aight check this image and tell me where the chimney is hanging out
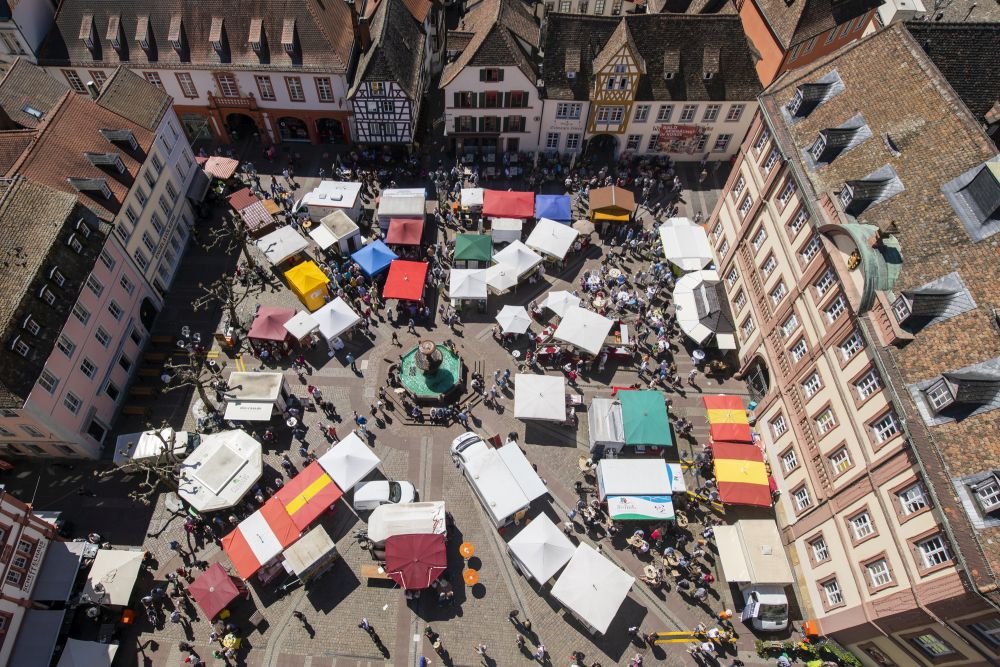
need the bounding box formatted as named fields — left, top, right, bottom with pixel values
left=358, top=16, right=372, bottom=52
left=85, top=80, right=101, bottom=99
left=343, top=0, right=370, bottom=53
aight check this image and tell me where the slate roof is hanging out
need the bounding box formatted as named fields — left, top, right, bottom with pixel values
left=39, top=0, right=355, bottom=74
left=542, top=14, right=762, bottom=102
left=0, top=178, right=104, bottom=408
left=761, top=23, right=1000, bottom=601
left=95, top=67, right=171, bottom=131
left=441, top=0, right=540, bottom=88
left=366, top=0, right=433, bottom=24
left=752, top=0, right=881, bottom=49
left=0, top=62, right=156, bottom=223
left=905, top=22, right=1000, bottom=123
left=350, top=0, right=426, bottom=101
left=0, top=59, right=69, bottom=129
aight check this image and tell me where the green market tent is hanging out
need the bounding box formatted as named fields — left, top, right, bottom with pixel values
left=454, top=234, right=493, bottom=263
left=619, top=390, right=672, bottom=448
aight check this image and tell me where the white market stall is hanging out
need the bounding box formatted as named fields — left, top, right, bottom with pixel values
left=461, top=187, right=484, bottom=211
left=256, top=226, right=309, bottom=266
left=658, top=217, right=714, bottom=272
left=550, top=544, right=634, bottom=634
left=461, top=441, right=548, bottom=527
left=297, top=180, right=364, bottom=221
left=514, top=373, right=569, bottom=422
left=481, top=262, right=520, bottom=294
left=491, top=218, right=523, bottom=243
left=541, top=290, right=581, bottom=319
left=178, top=430, right=263, bottom=512
left=673, top=270, right=737, bottom=350
left=525, top=218, right=579, bottom=261
left=587, top=398, right=625, bottom=456
left=281, top=525, right=339, bottom=583
left=313, top=297, right=361, bottom=349
left=112, top=427, right=192, bottom=466
left=377, top=188, right=426, bottom=230
left=310, top=210, right=362, bottom=255
left=317, top=431, right=381, bottom=491
left=597, top=458, right=685, bottom=521
left=553, top=307, right=615, bottom=356
left=283, top=310, right=321, bottom=343
left=56, top=639, right=118, bottom=667
left=715, top=519, right=794, bottom=587
left=507, top=514, right=575, bottom=583
left=82, top=549, right=144, bottom=606
left=223, top=372, right=288, bottom=422
left=367, top=501, right=447, bottom=544
left=496, top=305, right=532, bottom=335
left=449, top=269, right=488, bottom=301
left=492, top=240, right=543, bottom=278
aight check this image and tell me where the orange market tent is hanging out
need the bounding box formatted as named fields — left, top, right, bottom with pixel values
left=222, top=499, right=300, bottom=579
left=198, top=156, right=240, bottom=180
left=482, top=190, right=535, bottom=219
left=227, top=187, right=258, bottom=212
left=273, top=461, right=343, bottom=531
left=385, top=217, right=425, bottom=245
left=383, top=260, right=428, bottom=301
left=284, top=261, right=330, bottom=311
left=710, top=441, right=772, bottom=507
left=703, top=395, right=753, bottom=443
left=589, top=186, right=635, bottom=222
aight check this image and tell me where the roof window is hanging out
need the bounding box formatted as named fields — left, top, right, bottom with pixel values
left=80, top=13, right=97, bottom=52
left=106, top=14, right=123, bottom=52
left=959, top=164, right=1000, bottom=225
left=839, top=165, right=903, bottom=217
left=785, top=71, right=844, bottom=119
left=68, top=177, right=113, bottom=199
left=99, top=129, right=138, bottom=151
left=281, top=19, right=298, bottom=55
left=663, top=49, right=679, bottom=80
left=249, top=18, right=266, bottom=54
left=167, top=15, right=185, bottom=53
left=85, top=152, right=126, bottom=173
left=135, top=15, right=152, bottom=52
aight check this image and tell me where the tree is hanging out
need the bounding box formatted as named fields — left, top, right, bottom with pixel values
left=162, top=350, right=221, bottom=414
left=192, top=275, right=257, bottom=334
left=95, top=422, right=186, bottom=506
left=201, top=210, right=259, bottom=270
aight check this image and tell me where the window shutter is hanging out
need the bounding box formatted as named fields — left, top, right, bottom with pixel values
left=502, top=116, right=509, bottom=132
left=497, top=69, right=504, bottom=82
left=478, top=92, right=485, bottom=108
left=480, top=69, right=487, bottom=82
left=453, top=92, right=460, bottom=107
left=478, top=116, right=485, bottom=132
left=502, top=92, right=510, bottom=108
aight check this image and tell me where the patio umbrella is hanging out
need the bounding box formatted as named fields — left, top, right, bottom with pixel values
left=189, top=563, right=244, bottom=620
left=573, top=219, right=595, bottom=235
left=496, top=305, right=532, bottom=334
left=384, top=533, right=447, bottom=590
left=542, top=290, right=581, bottom=318
left=482, top=263, right=519, bottom=294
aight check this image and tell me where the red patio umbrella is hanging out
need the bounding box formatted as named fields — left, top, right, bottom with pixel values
left=384, top=533, right=447, bottom=590
left=383, top=260, right=428, bottom=301
left=189, top=563, right=246, bottom=619
left=385, top=217, right=425, bottom=245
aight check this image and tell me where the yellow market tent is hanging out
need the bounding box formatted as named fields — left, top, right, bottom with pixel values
left=285, top=261, right=330, bottom=311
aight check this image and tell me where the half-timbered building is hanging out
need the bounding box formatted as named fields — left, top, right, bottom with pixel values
left=349, top=0, right=426, bottom=145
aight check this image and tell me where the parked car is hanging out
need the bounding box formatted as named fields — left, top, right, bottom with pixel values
left=450, top=431, right=490, bottom=463
left=353, top=481, right=417, bottom=511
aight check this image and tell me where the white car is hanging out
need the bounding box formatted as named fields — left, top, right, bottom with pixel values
left=450, top=432, right=490, bottom=464
left=353, top=481, right=417, bottom=511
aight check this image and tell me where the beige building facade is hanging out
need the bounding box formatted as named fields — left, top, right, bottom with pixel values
left=708, top=24, right=1000, bottom=667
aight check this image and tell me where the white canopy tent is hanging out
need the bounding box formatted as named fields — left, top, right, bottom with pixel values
left=542, top=290, right=581, bottom=318
left=481, top=262, right=520, bottom=294
left=317, top=431, right=381, bottom=491
left=56, top=639, right=118, bottom=667
left=588, top=398, right=625, bottom=455
left=491, top=218, right=523, bottom=243
left=496, top=305, right=532, bottom=334
left=526, top=218, right=579, bottom=260
left=673, top=270, right=737, bottom=350
left=112, top=427, right=190, bottom=466
left=255, top=226, right=309, bottom=265
left=82, top=549, right=144, bottom=606
left=461, top=187, right=484, bottom=209
left=507, top=515, right=575, bottom=583
left=368, top=501, right=447, bottom=544
left=553, top=307, right=615, bottom=356
left=658, top=218, right=714, bottom=272
left=178, top=430, right=263, bottom=512
left=550, top=544, right=634, bottom=634
left=313, top=297, right=361, bottom=344
left=493, top=240, right=543, bottom=278
left=310, top=210, right=361, bottom=254
left=463, top=442, right=548, bottom=526
left=715, top=520, right=794, bottom=585
left=283, top=311, right=321, bottom=341
left=514, top=373, right=567, bottom=421
left=596, top=459, right=672, bottom=499
left=449, top=269, right=488, bottom=300
left=224, top=372, right=287, bottom=422
left=377, top=189, right=426, bottom=229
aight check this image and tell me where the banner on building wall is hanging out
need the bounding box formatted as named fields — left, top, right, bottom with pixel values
left=654, top=124, right=706, bottom=154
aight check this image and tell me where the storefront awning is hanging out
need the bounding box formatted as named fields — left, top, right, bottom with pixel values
left=186, top=168, right=210, bottom=203
left=8, top=609, right=66, bottom=667
left=607, top=494, right=674, bottom=521
left=31, top=541, right=87, bottom=601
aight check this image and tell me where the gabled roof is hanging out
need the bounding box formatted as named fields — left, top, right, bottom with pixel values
left=441, top=0, right=539, bottom=88
left=0, top=59, right=69, bottom=129
left=905, top=22, right=1000, bottom=123
left=752, top=0, right=881, bottom=50
left=95, top=67, right=171, bottom=131
left=542, top=14, right=762, bottom=102
left=593, top=19, right=644, bottom=75
left=366, top=0, right=433, bottom=24
left=350, top=0, right=425, bottom=101
left=40, top=0, right=355, bottom=74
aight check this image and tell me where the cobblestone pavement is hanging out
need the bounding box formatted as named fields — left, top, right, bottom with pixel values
left=16, top=149, right=785, bottom=667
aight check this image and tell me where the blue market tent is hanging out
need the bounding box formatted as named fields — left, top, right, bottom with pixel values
left=534, top=195, right=572, bottom=222
left=352, top=240, right=398, bottom=277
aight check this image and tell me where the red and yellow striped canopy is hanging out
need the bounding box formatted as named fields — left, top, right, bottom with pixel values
left=710, top=442, right=771, bottom=507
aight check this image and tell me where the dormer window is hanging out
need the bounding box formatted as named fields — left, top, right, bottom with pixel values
left=209, top=17, right=227, bottom=54
left=23, top=315, right=40, bottom=336
left=67, top=234, right=84, bottom=253
left=80, top=13, right=97, bottom=52
left=925, top=378, right=956, bottom=412
left=168, top=15, right=185, bottom=53
left=249, top=18, right=266, bottom=54
left=106, top=15, right=123, bottom=52
left=49, top=266, right=66, bottom=287
left=663, top=49, right=679, bottom=81
left=894, top=286, right=959, bottom=324
left=959, top=163, right=1000, bottom=224
left=809, top=122, right=869, bottom=164
left=75, top=219, right=92, bottom=239
left=788, top=82, right=833, bottom=118
left=85, top=152, right=126, bottom=173
left=974, top=476, right=1000, bottom=514
left=38, top=286, right=55, bottom=305
left=68, top=177, right=113, bottom=199
left=10, top=336, right=29, bottom=358
left=99, top=129, right=138, bottom=151
left=703, top=46, right=719, bottom=81
left=281, top=19, right=298, bottom=55
left=839, top=167, right=902, bottom=216
left=135, top=15, right=152, bottom=52
left=565, top=47, right=580, bottom=80
left=891, top=295, right=911, bottom=322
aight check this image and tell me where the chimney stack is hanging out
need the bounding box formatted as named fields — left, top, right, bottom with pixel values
left=343, top=0, right=370, bottom=53
left=85, top=80, right=101, bottom=99
left=358, top=16, right=372, bottom=52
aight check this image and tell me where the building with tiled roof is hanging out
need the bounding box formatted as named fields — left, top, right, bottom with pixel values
left=37, top=0, right=367, bottom=146
left=0, top=60, right=196, bottom=458
left=734, top=0, right=882, bottom=85
left=441, top=0, right=543, bottom=155
left=349, top=0, right=428, bottom=145
left=538, top=13, right=761, bottom=160
left=708, top=22, right=1000, bottom=664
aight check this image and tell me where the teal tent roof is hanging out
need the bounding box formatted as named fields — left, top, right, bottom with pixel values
left=619, top=390, right=672, bottom=447
left=454, top=234, right=493, bottom=262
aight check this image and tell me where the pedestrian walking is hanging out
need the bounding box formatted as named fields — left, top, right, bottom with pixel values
left=475, top=643, right=488, bottom=656
left=346, top=352, right=358, bottom=372
left=408, top=318, right=417, bottom=334
left=359, top=617, right=373, bottom=632
left=170, top=610, right=182, bottom=624
left=688, top=368, right=698, bottom=385
left=534, top=644, right=546, bottom=662
left=391, top=331, right=400, bottom=346
left=694, top=586, right=708, bottom=601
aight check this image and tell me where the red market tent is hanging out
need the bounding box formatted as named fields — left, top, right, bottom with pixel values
left=384, top=533, right=447, bottom=590
left=227, top=187, right=258, bottom=212
left=482, top=190, right=535, bottom=219
left=222, top=499, right=300, bottom=579
left=189, top=563, right=247, bottom=619
left=385, top=217, right=425, bottom=245
left=703, top=395, right=753, bottom=443
left=710, top=441, right=772, bottom=507
left=273, top=461, right=343, bottom=531
left=383, top=260, right=428, bottom=301
left=199, top=156, right=241, bottom=180
left=248, top=306, right=296, bottom=343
